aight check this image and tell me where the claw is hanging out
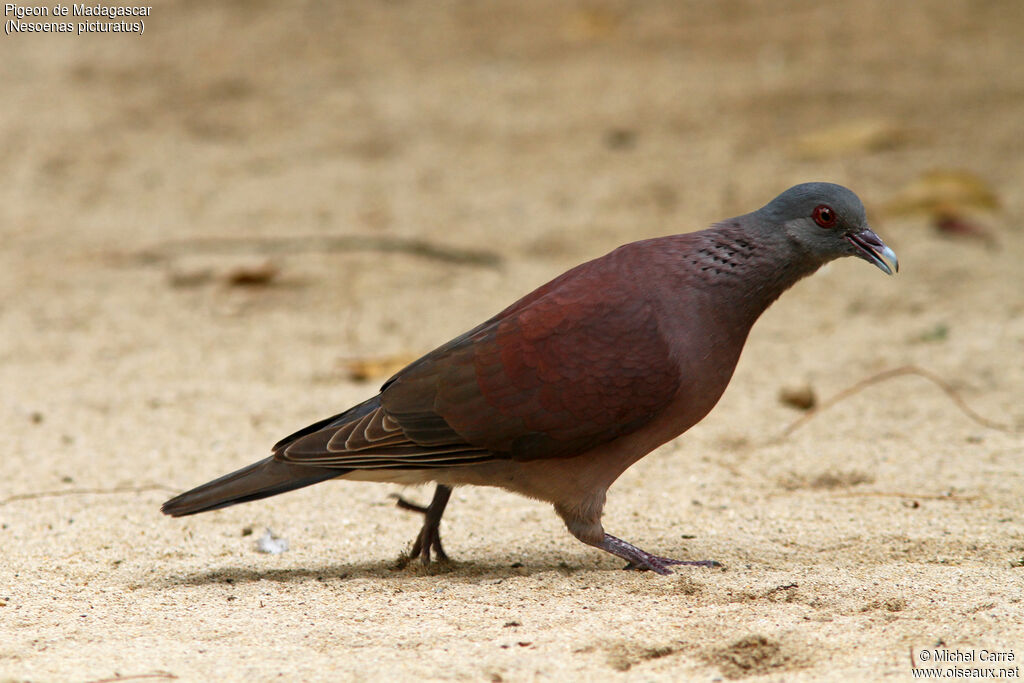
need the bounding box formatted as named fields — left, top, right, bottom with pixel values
left=394, top=485, right=453, bottom=567
left=603, top=533, right=721, bottom=574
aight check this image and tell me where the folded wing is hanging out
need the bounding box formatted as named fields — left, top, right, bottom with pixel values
left=276, top=254, right=682, bottom=470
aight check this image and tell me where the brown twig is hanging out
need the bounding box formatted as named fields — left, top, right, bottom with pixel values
left=833, top=491, right=975, bottom=502
left=779, top=365, right=1011, bottom=440
left=0, top=484, right=177, bottom=506
left=85, top=673, right=177, bottom=683
left=115, top=234, right=502, bottom=268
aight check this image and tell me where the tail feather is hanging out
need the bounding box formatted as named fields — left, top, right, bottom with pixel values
left=161, top=457, right=345, bottom=517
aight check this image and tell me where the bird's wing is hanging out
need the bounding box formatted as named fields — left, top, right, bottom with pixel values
left=277, top=252, right=681, bottom=469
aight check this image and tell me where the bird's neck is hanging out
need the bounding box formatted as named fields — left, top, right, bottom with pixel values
left=685, top=221, right=824, bottom=326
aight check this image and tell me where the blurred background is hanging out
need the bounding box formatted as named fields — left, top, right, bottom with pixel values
left=2, top=1, right=1022, bottom=680
left=3, top=0, right=1019, bottom=402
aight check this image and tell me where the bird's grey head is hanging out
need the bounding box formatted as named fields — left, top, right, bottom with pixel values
left=757, top=182, right=898, bottom=275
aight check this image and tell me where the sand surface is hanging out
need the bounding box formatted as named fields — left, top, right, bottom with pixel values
left=2, top=1, right=1023, bottom=681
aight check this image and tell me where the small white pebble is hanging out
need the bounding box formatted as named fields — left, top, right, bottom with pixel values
left=256, top=528, right=289, bottom=554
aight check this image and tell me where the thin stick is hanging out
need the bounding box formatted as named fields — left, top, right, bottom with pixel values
left=85, top=673, right=177, bottom=683
left=115, top=234, right=502, bottom=267
left=779, top=365, right=1010, bottom=440
left=833, top=491, right=975, bottom=502
left=0, top=484, right=177, bottom=507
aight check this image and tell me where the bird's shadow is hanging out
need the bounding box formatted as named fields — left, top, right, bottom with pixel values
left=160, top=553, right=614, bottom=589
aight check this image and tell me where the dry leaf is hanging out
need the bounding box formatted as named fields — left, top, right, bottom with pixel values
left=224, top=259, right=279, bottom=287
left=883, top=169, right=1000, bottom=217
left=338, top=353, right=420, bottom=382
left=778, top=384, right=816, bottom=410
left=932, top=213, right=995, bottom=244
left=224, top=259, right=278, bottom=286
left=792, top=119, right=908, bottom=160
left=562, top=8, right=622, bottom=42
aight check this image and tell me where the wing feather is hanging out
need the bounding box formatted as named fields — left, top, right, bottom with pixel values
left=274, top=245, right=681, bottom=471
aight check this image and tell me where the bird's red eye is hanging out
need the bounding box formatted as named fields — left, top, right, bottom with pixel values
left=812, top=205, right=837, bottom=228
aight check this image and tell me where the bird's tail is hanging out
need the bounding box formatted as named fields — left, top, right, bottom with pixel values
left=161, top=457, right=344, bottom=517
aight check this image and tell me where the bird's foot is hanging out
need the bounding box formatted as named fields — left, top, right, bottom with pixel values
left=602, top=533, right=722, bottom=575
left=392, top=485, right=453, bottom=567
left=408, top=516, right=449, bottom=565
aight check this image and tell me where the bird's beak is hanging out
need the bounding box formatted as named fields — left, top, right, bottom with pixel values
left=846, top=228, right=898, bottom=275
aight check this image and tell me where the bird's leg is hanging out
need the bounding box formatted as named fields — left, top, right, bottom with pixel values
left=601, top=534, right=722, bottom=575
left=557, top=501, right=719, bottom=575
left=393, top=484, right=452, bottom=565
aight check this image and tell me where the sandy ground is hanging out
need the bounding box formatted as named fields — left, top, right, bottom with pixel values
left=2, top=1, right=1023, bottom=681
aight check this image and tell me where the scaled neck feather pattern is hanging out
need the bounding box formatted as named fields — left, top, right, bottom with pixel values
left=690, top=219, right=824, bottom=327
